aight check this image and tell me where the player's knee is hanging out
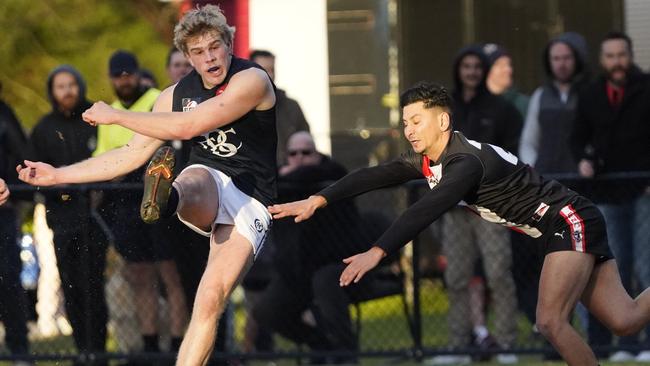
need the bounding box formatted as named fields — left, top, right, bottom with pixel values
left=177, top=168, right=214, bottom=199
left=194, top=285, right=227, bottom=319
left=608, top=317, right=639, bottom=336
left=535, top=310, right=566, bottom=341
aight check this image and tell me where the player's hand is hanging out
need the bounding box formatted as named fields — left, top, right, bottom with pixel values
left=578, top=159, right=595, bottom=178
left=82, top=101, right=118, bottom=126
left=0, top=178, right=9, bottom=206
left=267, top=195, right=327, bottom=223
left=16, top=160, right=59, bottom=186
left=339, top=246, right=386, bottom=286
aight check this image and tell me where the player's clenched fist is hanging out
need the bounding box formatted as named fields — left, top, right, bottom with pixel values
left=82, top=101, right=118, bottom=126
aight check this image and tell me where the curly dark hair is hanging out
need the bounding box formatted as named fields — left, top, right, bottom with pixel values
left=399, top=81, right=453, bottom=111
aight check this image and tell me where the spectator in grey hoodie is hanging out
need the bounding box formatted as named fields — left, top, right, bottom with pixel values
left=515, top=33, right=590, bottom=357
left=520, top=32, right=590, bottom=175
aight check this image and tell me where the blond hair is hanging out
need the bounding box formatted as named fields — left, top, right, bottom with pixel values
left=173, top=4, right=235, bottom=54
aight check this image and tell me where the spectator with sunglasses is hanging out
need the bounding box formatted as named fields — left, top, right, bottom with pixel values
left=251, top=131, right=398, bottom=361
left=242, top=131, right=331, bottom=353
left=279, top=131, right=325, bottom=176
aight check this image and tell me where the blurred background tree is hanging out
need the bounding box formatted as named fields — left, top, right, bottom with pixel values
left=0, top=0, right=179, bottom=130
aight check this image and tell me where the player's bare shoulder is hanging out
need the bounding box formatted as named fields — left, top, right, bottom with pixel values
left=153, top=84, right=177, bottom=113
left=229, top=67, right=276, bottom=111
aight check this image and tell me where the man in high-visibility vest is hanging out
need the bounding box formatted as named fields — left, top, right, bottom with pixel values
left=96, top=50, right=189, bottom=358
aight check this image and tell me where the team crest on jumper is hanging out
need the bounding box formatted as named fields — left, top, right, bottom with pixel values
left=532, top=202, right=550, bottom=222
left=182, top=98, right=201, bottom=112
left=198, top=128, right=242, bottom=158
left=423, top=163, right=442, bottom=188
left=421, top=156, right=442, bottom=188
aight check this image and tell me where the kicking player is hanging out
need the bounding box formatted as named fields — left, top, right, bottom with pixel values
left=17, top=5, right=276, bottom=366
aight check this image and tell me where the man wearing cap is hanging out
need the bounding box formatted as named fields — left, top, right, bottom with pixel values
left=96, top=50, right=189, bottom=358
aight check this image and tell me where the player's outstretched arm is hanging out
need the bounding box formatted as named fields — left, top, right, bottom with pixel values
left=17, top=91, right=172, bottom=186
left=83, top=68, right=274, bottom=141
left=0, top=178, right=9, bottom=206
left=339, top=246, right=387, bottom=286
left=16, top=133, right=163, bottom=186
left=267, top=195, right=327, bottom=223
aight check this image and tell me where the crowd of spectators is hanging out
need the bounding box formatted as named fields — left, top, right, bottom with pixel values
left=0, top=29, right=648, bottom=365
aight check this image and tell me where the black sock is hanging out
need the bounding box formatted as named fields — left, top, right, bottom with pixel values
left=143, top=334, right=160, bottom=352
left=162, top=186, right=179, bottom=218
left=171, top=337, right=183, bottom=351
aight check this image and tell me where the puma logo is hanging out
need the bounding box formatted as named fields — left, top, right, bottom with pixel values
left=554, top=230, right=565, bottom=239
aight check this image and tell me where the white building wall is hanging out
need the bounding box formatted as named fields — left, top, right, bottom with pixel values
left=249, top=0, right=331, bottom=154
left=625, top=0, right=650, bottom=71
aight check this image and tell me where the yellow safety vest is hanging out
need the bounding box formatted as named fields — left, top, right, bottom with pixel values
left=93, top=88, right=161, bottom=156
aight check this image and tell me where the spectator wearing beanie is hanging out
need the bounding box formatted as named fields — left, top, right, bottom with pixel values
left=483, top=43, right=529, bottom=119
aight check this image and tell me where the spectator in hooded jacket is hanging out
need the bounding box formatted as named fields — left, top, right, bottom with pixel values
left=516, top=31, right=591, bottom=329
left=483, top=43, right=530, bottom=119
left=520, top=32, right=590, bottom=174
left=28, top=65, right=108, bottom=366
left=427, top=45, right=521, bottom=365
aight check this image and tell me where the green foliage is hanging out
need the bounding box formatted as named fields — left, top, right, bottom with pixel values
left=0, top=0, right=178, bottom=130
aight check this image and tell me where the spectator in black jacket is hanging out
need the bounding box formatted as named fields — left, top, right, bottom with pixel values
left=250, top=50, right=311, bottom=165
left=482, top=43, right=530, bottom=119
left=253, top=132, right=396, bottom=361
left=0, top=82, right=32, bottom=365
left=570, top=31, right=650, bottom=363
left=427, top=46, right=522, bottom=365
left=28, top=65, right=109, bottom=366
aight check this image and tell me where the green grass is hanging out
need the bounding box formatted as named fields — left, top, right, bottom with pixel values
left=0, top=280, right=629, bottom=365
